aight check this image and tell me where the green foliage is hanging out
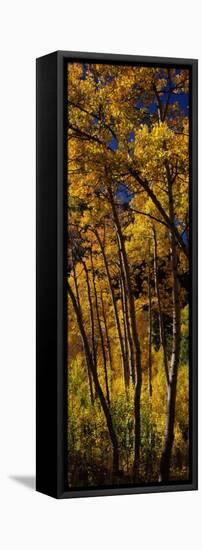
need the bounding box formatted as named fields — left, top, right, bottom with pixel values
left=68, top=349, right=189, bottom=487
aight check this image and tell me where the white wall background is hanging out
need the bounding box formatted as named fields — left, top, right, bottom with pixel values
left=0, top=1, right=200, bottom=548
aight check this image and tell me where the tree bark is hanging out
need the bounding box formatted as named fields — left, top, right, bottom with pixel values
left=118, top=238, right=135, bottom=387
left=153, top=226, right=169, bottom=388
left=100, top=290, right=113, bottom=374
left=119, top=276, right=130, bottom=390
left=72, top=263, right=94, bottom=404
left=91, top=249, right=110, bottom=407
left=82, top=261, right=97, bottom=366
left=107, top=184, right=142, bottom=481
left=148, top=253, right=152, bottom=398
left=68, top=281, right=119, bottom=474
left=82, top=260, right=96, bottom=403
left=159, top=176, right=181, bottom=482
left=72, top=262, right=81, bottom=310
left=94, top=229, right=127, bottom=391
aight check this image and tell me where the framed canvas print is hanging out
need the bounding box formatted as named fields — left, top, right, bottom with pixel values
left=36, top=51, right=198, bottom=498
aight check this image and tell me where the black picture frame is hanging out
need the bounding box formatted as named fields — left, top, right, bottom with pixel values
left=36, top=51, right=198, bottom=499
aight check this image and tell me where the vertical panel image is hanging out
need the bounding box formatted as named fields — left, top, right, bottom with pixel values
left=66, top=62, right=190, bottom=490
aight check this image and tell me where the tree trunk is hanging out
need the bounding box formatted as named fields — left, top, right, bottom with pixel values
left=82, top=260, right=97, bottom=366
left=107, top=184, right=142, bottom=481
left=72, top=262, right=81, bottom=310
left=72, top=263, right=94, bottom=404
left=118, top=238, right=135, bottom=387
left=159, top=177, right=181, bottom=482
left=82, top=260, right=96, bottom=404
left=100, top=290, right=113, bottom=374
left=148, top=254, right=152, bottom=398
left=119, top=277, right=130, bottom=390
left=94, top=229, right=127, bottom=390
left=91, top=250, right=110, bottom=407
left=68, top=281, right=119, bottom=474
left=153, top=226, right=169, bottom=387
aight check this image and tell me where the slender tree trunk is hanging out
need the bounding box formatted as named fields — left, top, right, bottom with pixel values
left=100, top=290, right=113, bottom=373
left=68, top=281, right=119, bottom=474
left=82, top=260, right=97, bottom=366
left=72, top=262, right=81, bottom=310
left=82, top=260, right=96, bottom=404
left=94, top=229, right=127, bottom=390
left=159, top=176, right=181, bottom=482
left=91, top=250, right=110, bottom=407
left=72, top=263, right=94, bottom=404
left=119, top=277, right=130, bottom=390
left=118, top=238, right=135, bottom=387
left=148, top=254, right=152, bottom=398
left=153, top=226, right=169, bottom=387
left=107, top=184, right=142, bottom=481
